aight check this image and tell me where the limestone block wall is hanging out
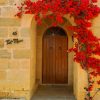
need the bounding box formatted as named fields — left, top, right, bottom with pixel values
left=0, top=0, right=100, bottom=100
left=0, top=0, right=31, bottom=99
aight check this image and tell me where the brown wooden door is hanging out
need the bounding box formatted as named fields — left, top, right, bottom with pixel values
left=42, top=27, right=68, bottom=84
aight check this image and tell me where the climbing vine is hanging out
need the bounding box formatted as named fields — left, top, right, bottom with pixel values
left=16, top=0, right=100, bottom=100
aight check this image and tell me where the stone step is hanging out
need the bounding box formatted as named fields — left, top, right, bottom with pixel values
left=32, top=85, right=75, bottom=100
left=32, top=96, right=75, bottom=100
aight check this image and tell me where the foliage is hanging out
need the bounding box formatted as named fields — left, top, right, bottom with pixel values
left=16, top=0, right=100, bottom=99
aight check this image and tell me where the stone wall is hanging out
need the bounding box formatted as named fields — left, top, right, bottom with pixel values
left=0, top=0, right=100, bottom=100
left=0, top=0, right=31, bottom=99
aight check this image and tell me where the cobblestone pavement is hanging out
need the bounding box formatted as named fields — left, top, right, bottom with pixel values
left=32, top=85, right=76, bottom=100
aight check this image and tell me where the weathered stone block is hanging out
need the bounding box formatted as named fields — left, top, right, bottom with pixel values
left=92, top=27, right=100, bottom=37
left=7, top=70, right=29, bottom=81
left=0, top=50, right=11, bottom=58
left=92, top=15, right=100, bottom=27
left=13, top=50, right=30, bottom=59
left=0, top=28, right=8, bottom=38
left=7, top=0, right=25, bottom=6
left=19, top=60, right=30, bottom=69
left=1, top=7, right=17, bottom=17
left=0, top=71, right=6, bottom=80
left=20, top=28, right=30, bottom=37
left=0, top=0, right=6, bottom=5
left=6, top=38, right=30, bottom=49
left=9, top=60, right=20, bottom=69
left=0, top=18, right=21, bottom=26
left=0, top=99, right=25, bottom=100
left=8, top=27, right=19, bottom=37
left=0, top=59, right=9, bottom=69
left=9, top=60, right=30, bottom=69
left=0, top=39, right=4, bottom=48
left=0, top=98, right=25, bottom=100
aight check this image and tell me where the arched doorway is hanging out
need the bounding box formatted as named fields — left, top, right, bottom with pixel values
left=42, top=27, right=68, bottom=84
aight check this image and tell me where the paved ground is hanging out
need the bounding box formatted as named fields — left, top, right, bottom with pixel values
left=32, top=85, right=75, bottom=100
left=0, top=86, right=75, bottom=100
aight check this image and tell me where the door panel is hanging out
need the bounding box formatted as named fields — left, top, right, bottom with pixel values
left=42, top=29, right=68, bottom=84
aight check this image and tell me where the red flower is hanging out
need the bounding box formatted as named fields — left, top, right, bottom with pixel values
left=88, top=85, right=93, bottom=91
left=97, top=80, right=100, bottom=84
left=56, top=15, right=63, bottom=24
left=92, top=0, right=97, bottom=3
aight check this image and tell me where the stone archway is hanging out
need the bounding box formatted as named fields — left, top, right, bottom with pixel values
left=35, top=17, right=74, bottom=86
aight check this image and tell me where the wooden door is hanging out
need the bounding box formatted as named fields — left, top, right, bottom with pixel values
left=42, top=27, right=68, bottom=84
